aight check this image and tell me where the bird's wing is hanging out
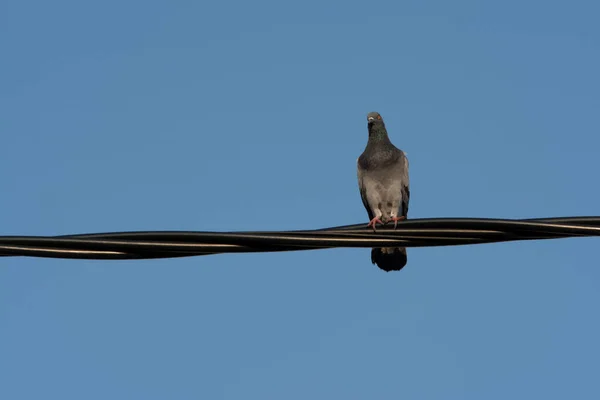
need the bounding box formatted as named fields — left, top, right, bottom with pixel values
left=357, top=158, right=374, bottom=220
left=400, top=152, right=410, bottom=218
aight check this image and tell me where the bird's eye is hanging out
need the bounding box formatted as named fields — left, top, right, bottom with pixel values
left=377, top=115, right=381, bottom=120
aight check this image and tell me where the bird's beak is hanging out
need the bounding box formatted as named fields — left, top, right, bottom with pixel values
left=367, top=117, right=375, bottom=122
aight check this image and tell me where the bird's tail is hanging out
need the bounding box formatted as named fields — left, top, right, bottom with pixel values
left=371, top=247, right=408, bottom=272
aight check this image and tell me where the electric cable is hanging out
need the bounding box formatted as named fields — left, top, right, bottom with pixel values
left=1, top=216, right=598, bottom=260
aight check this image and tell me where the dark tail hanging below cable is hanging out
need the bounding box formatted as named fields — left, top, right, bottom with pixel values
left=371, top=247, right=408, bottom=272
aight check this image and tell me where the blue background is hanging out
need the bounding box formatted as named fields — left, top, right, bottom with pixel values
left=1, top=0, right=599, bottom=398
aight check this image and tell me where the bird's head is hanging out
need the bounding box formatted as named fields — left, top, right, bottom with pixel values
left=367, top=112, right=383, bottom=125
left=366, top=111, right=388, bottom=139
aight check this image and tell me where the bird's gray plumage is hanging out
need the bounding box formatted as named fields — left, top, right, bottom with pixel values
left=357, top=112, right=410, bottom=271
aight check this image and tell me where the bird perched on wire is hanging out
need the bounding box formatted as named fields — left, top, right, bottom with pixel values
left=357, top=112, right=410, bottom=272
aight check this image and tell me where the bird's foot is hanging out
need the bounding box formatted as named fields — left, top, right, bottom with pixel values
left=391, top=216, right=406, bottom=230
left=367, top=217, right=384, bottom=232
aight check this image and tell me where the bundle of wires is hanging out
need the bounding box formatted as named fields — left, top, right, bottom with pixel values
left=1, top=217, right=599, bottom=260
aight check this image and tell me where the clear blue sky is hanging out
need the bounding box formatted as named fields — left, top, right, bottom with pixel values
left=1, top=0, right=599, bottom=398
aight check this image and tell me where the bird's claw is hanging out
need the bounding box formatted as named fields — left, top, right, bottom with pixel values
left=367, top=217, right=384, bottom=232
left=391, top=216, right=406, bottom=230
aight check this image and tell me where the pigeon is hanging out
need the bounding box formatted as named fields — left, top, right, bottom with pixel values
left=357, top=112, right=410, bottom=272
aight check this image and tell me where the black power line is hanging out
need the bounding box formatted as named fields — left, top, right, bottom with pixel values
left=1, top=216, right=599, bottom=260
